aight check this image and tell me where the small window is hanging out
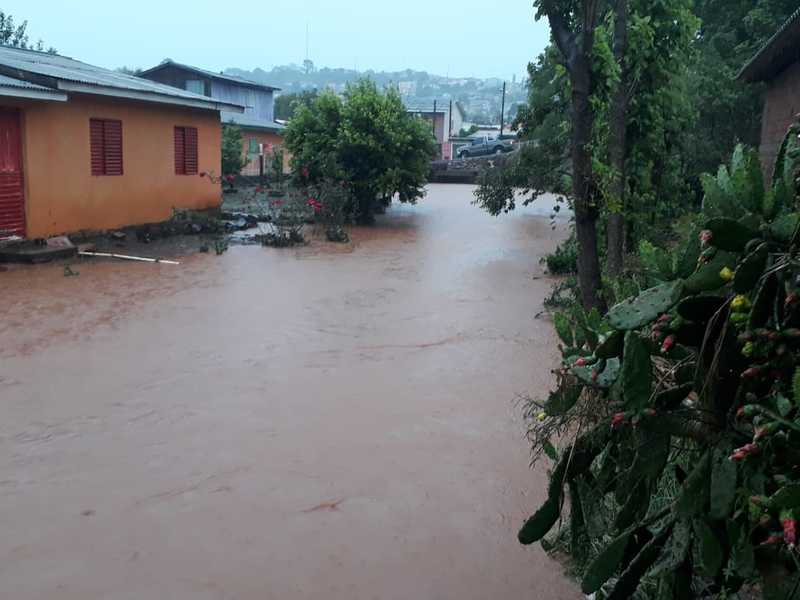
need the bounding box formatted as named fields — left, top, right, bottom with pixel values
left=90, top=119, right=123, bottom=176
left=248, top=138, right=259, bottom=155
left=185, top=80, right=205, bottom=95
left=174, top=126, right=198, bottom=175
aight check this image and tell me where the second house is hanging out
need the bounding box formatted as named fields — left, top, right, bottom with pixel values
left=140, top=60, right=286, bottom=176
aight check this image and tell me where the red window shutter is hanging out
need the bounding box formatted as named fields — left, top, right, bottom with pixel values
left=90, top=119, right=123, bottom=176
left=185, top=127, right=198, bottom=175
left=103, top=120, right=123, bottom=176
left=90, top=119, right=105, bottom=176
left=174, top=127, right=186, bottom=175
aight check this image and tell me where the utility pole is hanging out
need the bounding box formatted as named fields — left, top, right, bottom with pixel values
left=499, top=81, right=506, bottom=137
left=432, top=100, right=437, bottom=137
left=448, top=99, right=453, bottom=138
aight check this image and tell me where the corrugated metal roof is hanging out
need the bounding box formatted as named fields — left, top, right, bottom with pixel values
left=222, top=111, right=285, bottom=133
left=0, top=45, right=245, bottom=111
left=0, top=72, right=67, bottom=100
left=141, top=60, right=280, bottom=92
left=0, top=73, right=55, bottom=91
left=738, top=7, right=800, bottom=82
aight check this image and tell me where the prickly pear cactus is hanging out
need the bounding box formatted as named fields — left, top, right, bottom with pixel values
left=607, top=280, right=684, bottom=330
left=522, top=127, right=800, bottom=599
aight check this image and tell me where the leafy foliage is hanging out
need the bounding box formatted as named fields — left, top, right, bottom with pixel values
left=0, top=11, right=56, bottom=52
left=524, top=129, right=800, bottom=597
left=221, top=123, right=246, bottom=177
left=284, top=79, right=437, bottom=224
left=544, top=235, right=579, bottom=275
left=274, top=90, right=319, bottom=121
left=687, top=0, right=799, bottom=179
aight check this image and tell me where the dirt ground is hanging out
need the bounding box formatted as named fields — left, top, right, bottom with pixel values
left=0, top=184, right=577, bottom=600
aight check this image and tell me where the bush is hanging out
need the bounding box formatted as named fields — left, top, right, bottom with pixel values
left=522, top=128, right=800, bottom=598
left=306, top=180, right=352, bottom=243
left=284, top=79, right=437, bottom=224
left=221, top=123, right=246, bottom=177
left=544, top=235, right=579, bottom=275
left=256, top=190, right=313, bottom=247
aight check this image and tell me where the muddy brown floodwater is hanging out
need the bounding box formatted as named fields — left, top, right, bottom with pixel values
left=0, top=184, right=578, bottom=600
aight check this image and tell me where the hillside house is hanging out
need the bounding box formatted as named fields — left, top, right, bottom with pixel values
left=0, top=46, right=242, bottom=240
left=141, top=61, right=286, bottom=176
left=406, top=101, right=465, bottom=160
left=739, top=8, right=800, bottom=183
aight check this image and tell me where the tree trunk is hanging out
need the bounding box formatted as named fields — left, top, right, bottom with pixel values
left=606, top=0, right=629, bottom=278
left=543, top=0, right=605, bottom=311
left=571, top=54, right=606, bottom=312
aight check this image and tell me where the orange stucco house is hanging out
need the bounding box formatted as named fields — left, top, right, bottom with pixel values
left=0, top=46, right=244, bottom=240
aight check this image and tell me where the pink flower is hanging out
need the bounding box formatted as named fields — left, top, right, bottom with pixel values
left=784, top=519, right=797, bottom=548
left=700, top=230, right=713, bottom=244
left=760, top=535, right=783, bottom=547
left=225, top=174, right=235, bottom=183
left=741, top=367, right=761, bottom=379
left=661, top=335, right=676, bottom=354
left=730, top=443, right=760, bottom=461
left=611, top=413, right=626, bottom=428
left=574, top=357, right=588, bottom=367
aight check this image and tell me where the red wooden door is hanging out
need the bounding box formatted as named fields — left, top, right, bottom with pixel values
left=0, top=108, right=25, bottom=238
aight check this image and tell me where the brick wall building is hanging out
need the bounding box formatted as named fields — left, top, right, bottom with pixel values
left=739, top=8, right=800, bottom=184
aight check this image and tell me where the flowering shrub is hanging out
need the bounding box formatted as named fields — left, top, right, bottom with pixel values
left=304, top=180, right=353, bottom=243
left=200, top=170, right=237, bottom=192
left=524, top=128, right=800, bottom=598
left=257, top=189, right=313, bottom=247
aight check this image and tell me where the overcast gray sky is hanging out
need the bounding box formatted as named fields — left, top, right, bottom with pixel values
left=4, top=1, right=551, bottom=80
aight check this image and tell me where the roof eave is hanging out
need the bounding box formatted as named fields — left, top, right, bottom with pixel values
left=0, top=87, right=67, bottom=101
left=141, top=62, right=280, bottom=92
left=738, top=7, right=800, bottom=83
left=57, top=81, right=245, bottom=112
left=234, top=123, right=285, bottom=133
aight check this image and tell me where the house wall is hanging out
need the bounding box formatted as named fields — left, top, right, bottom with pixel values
left=212, top=82, right=274, bottom=122
left=7, top=93, right=221, bottom=238
left=450, top=107, right=464, bottom=138
left=239, top=129, right=289, bottom=176
left=141, top=65, right=213, bottom=97
left=760, top=60, right=800, bottom=184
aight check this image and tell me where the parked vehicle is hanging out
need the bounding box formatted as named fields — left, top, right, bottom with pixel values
left=457, top=136, right=515, bottom=159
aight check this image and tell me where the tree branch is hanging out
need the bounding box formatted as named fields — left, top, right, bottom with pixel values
left=540, top=0, right=577, bottom=68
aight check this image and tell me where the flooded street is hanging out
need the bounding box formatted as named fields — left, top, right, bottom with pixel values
left=0, top=184, right=577, bottom=599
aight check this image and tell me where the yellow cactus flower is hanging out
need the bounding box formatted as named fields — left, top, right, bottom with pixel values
left=537, top=412, right=547, bottom=422
left=719, top=267, right=735, bottom=282
left=731, top=295, right=751, bottom=313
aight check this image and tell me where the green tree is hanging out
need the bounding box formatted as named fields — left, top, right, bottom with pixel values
left=477, top=0, right=696, bottom=283
left=285, top=79, right=437, bottom=223
left=221, top=123, right=246, bottom=177
left=274, top=90, right=319, bottom=121
left=0, top=11, right=55, bottom=52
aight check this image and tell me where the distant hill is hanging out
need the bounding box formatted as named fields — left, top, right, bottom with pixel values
left=225, top=62, right=527, bottom=126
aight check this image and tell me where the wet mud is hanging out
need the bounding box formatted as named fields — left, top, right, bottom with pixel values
left=0, top=185, right=577, bottom=599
